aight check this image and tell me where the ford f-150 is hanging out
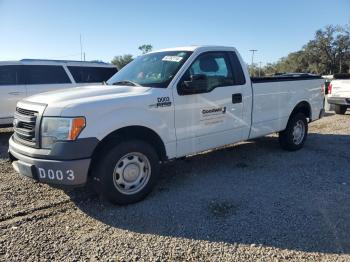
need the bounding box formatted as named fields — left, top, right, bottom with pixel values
left=9, top=46, right=325, bottom=204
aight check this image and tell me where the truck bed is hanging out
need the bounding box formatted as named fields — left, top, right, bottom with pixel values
left=249, top=75, right=324, bottom=139
left=251, top=74, right=322, bottom=83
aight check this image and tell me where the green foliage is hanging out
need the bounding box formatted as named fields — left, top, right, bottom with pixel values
left=248, top=64, right=265, bottom=77
left=264, top=23, right=350, bottom=75
left=111, top=44, right=154, bottom=69
left=138, top=44, right=153, bottom=54
left=111, top=54, right=133, bottom=70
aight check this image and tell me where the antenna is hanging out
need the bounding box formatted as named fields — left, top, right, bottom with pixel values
left=80, top=34, right=83, bottom=61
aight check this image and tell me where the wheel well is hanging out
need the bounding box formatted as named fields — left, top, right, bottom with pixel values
left=91, top=126, right=167, bottom=164
left=290, top=101, right=311, bottom=121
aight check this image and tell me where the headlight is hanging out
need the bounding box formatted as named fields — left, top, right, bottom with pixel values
left=41, top=117, right=86, bottom=149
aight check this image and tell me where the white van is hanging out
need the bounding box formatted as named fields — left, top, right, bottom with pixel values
left=0, top=59, right=118, bottom=126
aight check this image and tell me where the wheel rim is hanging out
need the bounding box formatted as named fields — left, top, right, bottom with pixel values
left=292, top=120, right=305, bottom=145
left=113, top=152, right=151, bottom=195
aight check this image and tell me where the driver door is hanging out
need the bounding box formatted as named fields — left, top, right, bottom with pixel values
left=173, top=51, right=246, bottom=157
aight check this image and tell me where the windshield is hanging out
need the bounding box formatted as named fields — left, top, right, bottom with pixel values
left=107, top=51, right=192, bottom=88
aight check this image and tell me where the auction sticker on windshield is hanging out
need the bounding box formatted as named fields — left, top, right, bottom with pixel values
left=162, top=56, right=183, bottom=62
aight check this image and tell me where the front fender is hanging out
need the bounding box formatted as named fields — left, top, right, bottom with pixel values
left=78, top=107, right=176, bottom=158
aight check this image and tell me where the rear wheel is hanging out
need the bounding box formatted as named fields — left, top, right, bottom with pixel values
left=279, top=113, right=308, bottom=151
left=92, top=140, right=160, bottom=205
left=334, top=105, right=347, bottom=115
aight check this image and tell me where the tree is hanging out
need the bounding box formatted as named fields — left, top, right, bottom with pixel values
left=248, top=63, right=266, bottom=77
left=334, top=29, right=350, bottom=73
left=111, top=54, right=133, bottom=70
left=263, top=23, right=350, bottom=75
left=138, top=44, right=153, bottom=54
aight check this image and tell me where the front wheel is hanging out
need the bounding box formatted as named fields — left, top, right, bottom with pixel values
left=279, top=113, right=308, bottom=151
left=334, top=105, right=347, bottom=115
left=92, top=140, right=160, bottom=205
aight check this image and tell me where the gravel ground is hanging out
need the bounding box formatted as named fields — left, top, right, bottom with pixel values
left=0, top=112, right=350, bottom=261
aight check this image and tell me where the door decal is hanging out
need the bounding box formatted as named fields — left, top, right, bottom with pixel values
left=200, top=107, right=226, bottom=125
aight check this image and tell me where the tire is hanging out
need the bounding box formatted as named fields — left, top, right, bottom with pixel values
left=279, top=113, right=308, bottom=151
left=92, top=140, right=160, bottom=205
left=334, top=105, right=347, bottom=115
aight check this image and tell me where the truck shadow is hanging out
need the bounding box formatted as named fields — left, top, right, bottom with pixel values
left=68, top=132, right=350, bottom=255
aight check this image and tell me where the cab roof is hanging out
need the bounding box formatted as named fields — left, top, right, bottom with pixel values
left=150, top=45, right=237, bottom=53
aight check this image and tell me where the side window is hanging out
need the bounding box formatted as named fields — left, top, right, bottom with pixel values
left=179, top=52, right=234, bottom=94
left=0, top=66, right=24, bottom=85
left=24, top=65, right=71, bottom=85
left=68, top=66, right=118, bottom=83
left=228, top=52, right=246, bottom=85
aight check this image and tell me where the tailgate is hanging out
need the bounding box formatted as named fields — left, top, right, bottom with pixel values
left=330, top=80, right=350, bottom=97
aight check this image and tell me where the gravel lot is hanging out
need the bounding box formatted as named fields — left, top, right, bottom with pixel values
left=0, top=112, right=349, bottom=261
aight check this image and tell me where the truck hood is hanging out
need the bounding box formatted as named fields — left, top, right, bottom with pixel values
left=24, top=84, right=152, bottom=105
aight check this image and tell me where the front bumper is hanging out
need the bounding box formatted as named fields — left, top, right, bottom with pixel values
left=9, top=135, right=98, bottom=186
left=327, top=96, right=350, bottom=106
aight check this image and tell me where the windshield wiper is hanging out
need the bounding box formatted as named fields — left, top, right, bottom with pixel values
left=112, top=80, right=142, bottom=87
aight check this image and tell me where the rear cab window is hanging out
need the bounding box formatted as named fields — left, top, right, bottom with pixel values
left=23, top=65, right=71, bottom=84
left=228, top=52, right=246, bottom=85
left=67, top=66, right=118, bottom=83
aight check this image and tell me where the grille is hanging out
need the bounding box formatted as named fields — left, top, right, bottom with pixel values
left=16, top=107, right=37, bottom=116
left=13, top=107, right=38, bottom=147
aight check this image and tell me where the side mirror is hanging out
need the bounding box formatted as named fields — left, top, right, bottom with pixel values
left=180, top=74, right=208, bottom=94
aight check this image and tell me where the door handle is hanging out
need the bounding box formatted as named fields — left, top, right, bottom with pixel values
left=232, top=93, right=242, bottom=104
left=8, top=91, right=21, bottom=95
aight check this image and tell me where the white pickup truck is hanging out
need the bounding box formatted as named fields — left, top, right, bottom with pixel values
left=9, top=46, right=325, bottom=204
left=327, top=73, right=350, bottom=114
